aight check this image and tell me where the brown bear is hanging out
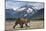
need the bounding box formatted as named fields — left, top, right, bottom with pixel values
left=13, top=17, right=30, bottom=29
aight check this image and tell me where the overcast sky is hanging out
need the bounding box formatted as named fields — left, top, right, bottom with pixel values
left=6, top=0, right=44, bottom=10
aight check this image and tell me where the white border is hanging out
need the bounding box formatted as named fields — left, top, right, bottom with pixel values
left=0, top=0, right=5, bottom=31
left=0, top=0, right=45, bottom=31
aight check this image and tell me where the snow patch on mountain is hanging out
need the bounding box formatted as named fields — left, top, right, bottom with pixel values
left=27, top=8, right=33, bottom=13
left=16, top=7, right=26, bottom=12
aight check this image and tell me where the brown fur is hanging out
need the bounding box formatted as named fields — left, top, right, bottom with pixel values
left=13, top=18, right=30, bottom=28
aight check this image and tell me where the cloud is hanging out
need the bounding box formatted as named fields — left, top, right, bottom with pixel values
left=6, top=0, right=44, bottom=10
left=6, top=1, right=27, bottom=9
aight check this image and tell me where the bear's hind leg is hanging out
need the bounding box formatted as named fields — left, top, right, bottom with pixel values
left=20, top=24, right=23, bottom=28
left=25, top=24, right=28, bottom=27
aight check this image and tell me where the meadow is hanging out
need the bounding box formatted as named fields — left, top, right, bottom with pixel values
left=5, top=20, right=44, bottom=31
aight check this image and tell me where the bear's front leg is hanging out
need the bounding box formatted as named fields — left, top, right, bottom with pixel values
left=13, top=22, right=17, bottom=29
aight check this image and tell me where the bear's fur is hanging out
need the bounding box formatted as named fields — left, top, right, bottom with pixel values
left=13, top=18, right=30, bottom=29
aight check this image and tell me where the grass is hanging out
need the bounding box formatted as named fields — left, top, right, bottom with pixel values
left=15, top=25, right=31, bottom=30
left=5, top=20, right=44, bottom=31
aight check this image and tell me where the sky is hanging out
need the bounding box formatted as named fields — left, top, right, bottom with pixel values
left=6, top=0, right=44, bottom=10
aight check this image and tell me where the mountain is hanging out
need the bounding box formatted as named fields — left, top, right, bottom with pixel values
left=5, top=9, right=15, bottom=18
left=17, top=5, right=38, bottom=18
left=5, top=5, right=36, bottom=19
left=5, top=9, right=26, bottom=18
left=5, top=5, right=44, bottom=20
left=31, top=8, right=44, bottom=20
